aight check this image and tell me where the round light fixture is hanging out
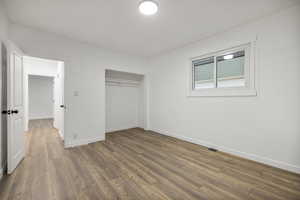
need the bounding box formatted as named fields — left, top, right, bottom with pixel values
left=139, top=0, right=158, bottom=16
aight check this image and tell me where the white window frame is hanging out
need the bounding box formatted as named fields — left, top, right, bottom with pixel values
left=188, top=43, right=257, bottom=97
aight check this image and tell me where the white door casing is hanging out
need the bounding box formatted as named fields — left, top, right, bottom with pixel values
left=53, top=62, right=64, bottom=140
left=7, top=51, right=25, bottom=174
left=53, top=76, right=58, bottom=129
left=59, top=62, right=64, bottom=140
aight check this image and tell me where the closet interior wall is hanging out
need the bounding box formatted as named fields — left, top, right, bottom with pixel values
left=105, top=70, right=145, bottom=133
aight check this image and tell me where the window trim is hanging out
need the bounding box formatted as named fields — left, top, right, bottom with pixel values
left=188, top=43, right=257, bottom=97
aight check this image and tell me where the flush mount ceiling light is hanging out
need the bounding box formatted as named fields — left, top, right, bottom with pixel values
left=139, top=0, right=158, bottom=16
left=223, top=54, right=234, bottom=60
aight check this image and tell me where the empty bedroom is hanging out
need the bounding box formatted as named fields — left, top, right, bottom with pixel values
left=0, top=0, right=299, bottom=199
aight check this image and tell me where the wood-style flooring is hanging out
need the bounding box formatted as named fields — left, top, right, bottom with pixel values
left=0, top=119, right=300, bottom=200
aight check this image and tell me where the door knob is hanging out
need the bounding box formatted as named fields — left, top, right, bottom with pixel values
left=11, top=110, right=19, bottom=114
left=60, top=105, right=65, bottom=108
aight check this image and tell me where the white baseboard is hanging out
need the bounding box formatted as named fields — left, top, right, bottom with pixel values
left=64, top=136, right=105, bottom=148
left=29, top=116, right=54, bottom=120
left=106, top=126, right=140, bottom=133
left=151, top=128, right=300, bottom=174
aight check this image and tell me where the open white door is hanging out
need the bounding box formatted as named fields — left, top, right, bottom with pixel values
left=7, top=51, right=25, bottom=174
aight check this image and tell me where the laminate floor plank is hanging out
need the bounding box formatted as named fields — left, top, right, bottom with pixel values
left=0, top=119, right=299, bottom=200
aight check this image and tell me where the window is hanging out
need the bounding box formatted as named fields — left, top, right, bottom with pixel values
left=193, top=57, right=214, bottom=89
left=190, top=43, right=256, bottom=97
left=216, top=50, right=245, bottom=88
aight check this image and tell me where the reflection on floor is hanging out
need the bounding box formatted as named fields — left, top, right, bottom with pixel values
left=0, top=119, right=300, bottom=200
left=28, top=118, right=54, bottom=130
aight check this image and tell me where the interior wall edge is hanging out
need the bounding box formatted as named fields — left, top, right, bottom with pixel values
left=151, top=128, right=300, bottom=174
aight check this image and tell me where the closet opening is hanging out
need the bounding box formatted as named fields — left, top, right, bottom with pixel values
left=105, top=69, right=147, bottom=133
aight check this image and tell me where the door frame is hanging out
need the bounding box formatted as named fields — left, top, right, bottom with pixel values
left=23, top=56, right=65, bottom=143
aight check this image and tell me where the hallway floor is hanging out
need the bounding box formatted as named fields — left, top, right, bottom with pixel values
left=0, top=119, right=300, bottom=200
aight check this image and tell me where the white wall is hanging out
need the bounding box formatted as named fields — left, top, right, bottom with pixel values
left=24, top=56, right=59, bottom=77
left=0, top=1, right=8, bottom=177
left=9, top=23, right=148, bottom=147
left=148, top=5, right=300, bottom=173
left=28, top=75, right=54, bottom=120
left=138, top=78, right=146, bottom=129
left=105, top=84, right=139, bottom=132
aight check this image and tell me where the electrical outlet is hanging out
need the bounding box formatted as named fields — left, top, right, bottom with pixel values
left=73, top=91, right=79, bottom=96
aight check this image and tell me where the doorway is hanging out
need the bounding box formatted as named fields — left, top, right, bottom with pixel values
left=1, top=47, right=66, bottom=174
left=23, top=56, right=65, bottom=139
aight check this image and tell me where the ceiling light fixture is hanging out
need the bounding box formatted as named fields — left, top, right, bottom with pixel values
left=223, top=54, right=234, bottom=60
left=139, top=0, right=158, bottom=16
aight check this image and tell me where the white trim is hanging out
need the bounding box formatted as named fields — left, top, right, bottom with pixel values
left=188, top=42, right=257, bottom=97
left=106, top=126, right=142, bottom=133
left=188, top=88, right=257, bottom=97
left=64, top=136, right=105, bottom=148
left=29, top=116, right=54, bottom=120
left=151, top=128, right=300, bottom=174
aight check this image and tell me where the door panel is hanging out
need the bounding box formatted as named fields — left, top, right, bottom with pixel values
left=8, top=52, right=25, bottom=174
left=11, top=118, right=24, bottom=160
left=13, top=55, right=23, bottom=106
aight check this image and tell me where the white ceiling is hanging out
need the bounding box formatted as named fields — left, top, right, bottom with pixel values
left=3, top=0, right=299, bottom=57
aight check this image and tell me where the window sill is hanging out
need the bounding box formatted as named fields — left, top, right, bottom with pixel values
left=188, top=88, right=257, bottom=97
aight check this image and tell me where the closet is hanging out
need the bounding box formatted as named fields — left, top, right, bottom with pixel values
left=105, top=70, right=146, bottom=132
